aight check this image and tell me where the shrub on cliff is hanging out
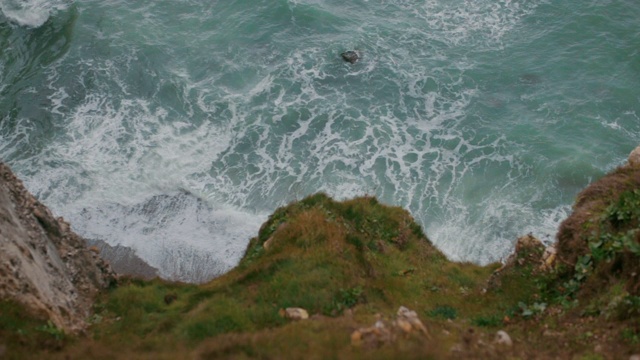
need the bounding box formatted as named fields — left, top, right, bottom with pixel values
left=555, top=159, right=640, bottom=304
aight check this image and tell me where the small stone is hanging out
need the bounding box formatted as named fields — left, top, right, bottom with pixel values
left=495, top=330, right=513, bottom=346
left=397, top=306, right=428, bottom=335
left=58, top=217, right=70, bottom=233
left=397, top=306, right=417, bottom=318
left=263, top=236, right=274, bottom=250
left=284, top=307, right=309, bottom=320
left=351, top=330, right=362, bottom=346
left=540, top=245, right=557, bottom=270
left=341, top=51, right=359, bottom=64
left=263, top=223, right=287, bottom=250
left=543, top=329, right=562, bottom=337
left=629, top=145, right=640, bottom=167
left=630, top=355, right=640, bottom=360
left=396, top=318, right=413, bottom=334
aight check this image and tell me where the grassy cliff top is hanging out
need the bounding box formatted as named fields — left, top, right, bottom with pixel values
left=2, top=175, right=640, bottom=358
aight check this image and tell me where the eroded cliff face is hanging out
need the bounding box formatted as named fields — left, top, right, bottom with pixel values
left=0, top=163, right=115, bottom=333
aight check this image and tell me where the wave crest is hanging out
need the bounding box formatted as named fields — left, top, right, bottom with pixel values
left=0, top=0, right=70, bottom=27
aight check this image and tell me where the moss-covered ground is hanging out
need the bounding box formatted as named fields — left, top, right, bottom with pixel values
left=2, top=184, right=640, bottom=359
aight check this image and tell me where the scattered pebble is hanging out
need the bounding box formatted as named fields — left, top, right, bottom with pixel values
left=495, top=330, right=513, bottom=347
left=282, top=307, right=309, bottom=320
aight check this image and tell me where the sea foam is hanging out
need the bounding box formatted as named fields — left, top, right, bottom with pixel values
left=0, top=0, right=70, bottom=27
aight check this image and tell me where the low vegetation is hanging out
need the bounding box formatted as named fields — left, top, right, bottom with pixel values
left=2, top=163, right=640, bottom=358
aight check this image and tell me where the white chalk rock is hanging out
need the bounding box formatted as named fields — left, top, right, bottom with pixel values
left=495, top=330, right=513, bottom=346
left=629, top=145, right=640, bottom=167
left=284, top=307, right=309, bottom=320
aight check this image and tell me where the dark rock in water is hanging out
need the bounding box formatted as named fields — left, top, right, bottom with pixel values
left=519, top=73, right=541, bottom=85
left=341, top=51, right=359, bottom=64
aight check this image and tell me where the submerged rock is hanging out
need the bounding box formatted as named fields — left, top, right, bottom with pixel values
left=519, top=73, right=541, bottom=85
left=341, top=50, right=359, bottom=64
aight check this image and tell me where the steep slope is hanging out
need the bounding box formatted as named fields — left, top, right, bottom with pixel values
left=0, top=162, right=115, bottom=333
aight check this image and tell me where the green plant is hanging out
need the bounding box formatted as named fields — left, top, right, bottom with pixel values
left=518, top=302, right=547, bottom=318
left=471, top=315, right=502, bottom=327
left=604, top=189, right=640, bottom=226
left=587, top=189, right=640, bottom=262
left=617, top=295, right=640, bottom=318
left=36, top=321, right=65, bottom=341
left=428, top=305, right=457, bottom=320
left=622, top=327, right=640, bottom=345
left=332, top=287, right=364, bottom=313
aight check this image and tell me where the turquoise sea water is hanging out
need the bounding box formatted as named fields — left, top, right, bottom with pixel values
left=1, top=0, right=639, bottom=282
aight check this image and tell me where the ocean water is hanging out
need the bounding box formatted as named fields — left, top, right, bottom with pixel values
left=1, top=0, right=639, bottom=282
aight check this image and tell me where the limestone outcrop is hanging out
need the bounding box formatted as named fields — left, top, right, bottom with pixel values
left=280, top=307, right=309, bottom=320
left=0, top=162, right=115, bottom=333
left=629, top=145, right=640, bottom=167
left=350, top=306, right=428, bottom=347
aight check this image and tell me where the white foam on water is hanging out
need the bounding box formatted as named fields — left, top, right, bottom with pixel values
left=191, top=29, right=561, bottom=266
left=0, top=0, right=70, bottom=27
left=406, top=0, right=545, bottom=48
left=8, top=44, right=270, bottom=282
left=1, top=0, right=602, bottom=282
left=71, top=192, right=266, bottom=283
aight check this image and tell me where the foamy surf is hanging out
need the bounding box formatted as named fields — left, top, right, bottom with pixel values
left=1, top=0, right=639, bottom=282
left=0, top=0, right=70, bottom=27
left=70, top=191, right=266, bottom=283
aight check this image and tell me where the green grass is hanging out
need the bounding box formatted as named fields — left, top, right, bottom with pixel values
left=77, top=194, right=542, bottom=356
left=11, top=191, right=640, bottom=359
left=0, top=300, right=69, bottom=357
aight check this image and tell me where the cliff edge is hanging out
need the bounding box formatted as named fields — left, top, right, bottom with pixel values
left=2, top=146, right=640, bottom=358
left=0, top=163, right=115, bottom=334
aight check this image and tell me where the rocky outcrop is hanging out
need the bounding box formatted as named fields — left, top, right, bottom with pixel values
left=341, top=51, right=359, bottom=64
left=629, top=145, right=640, bottom=167
left=0, top=162, right=115, bottom=333
left=557, top=149, right=640, bottom=269
left=351, top=306, right=428, bottom=347
left=87, top=239, right=158, bottom=280
left=280, top=307, right=309, bottom=321
left=487, top=234, right=547, bottom=288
